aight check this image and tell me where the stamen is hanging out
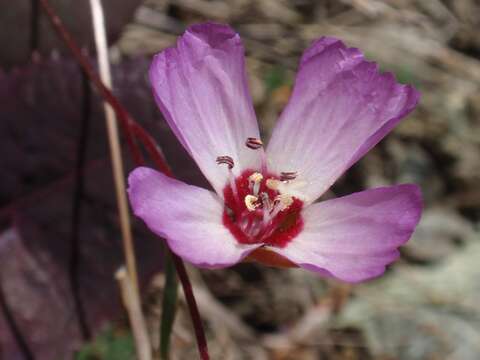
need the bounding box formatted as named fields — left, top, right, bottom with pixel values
left=245, top=195, right=259, bottom=212
left=280, top=171, right=297, bottom=181
left=216, top=155, right=234, bottom=169
left=245, top=137, right=263, bottom=150
left=248, top=172, right=263, bottom=183
left=262, top=194, right=292, bottom=226
left=222, top=170, right=304, bottom=247
left=246, top=137, right=267, bottom=172
left=248, top=172, right=263, bottom=196
left=244, top=217, right=255, bottom=235
left=260, top=192, right=272, bottom=212
left=262, top=199, right=271, bottom=226
left=267, top=175, right=305, bottom=200
left=266, top=179, right=281, bottom=191
left=228, top=172, right=239, bottom=203
left=217, top=155, right=238, bottom=202
left=271, top=195, right=290, bottom=217
left=250, top=221, right=263, bottom=238
left=275, top=194, right=294, bottom=209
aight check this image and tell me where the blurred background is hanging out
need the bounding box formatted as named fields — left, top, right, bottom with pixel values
left=0, top=0, right=479, bottom=359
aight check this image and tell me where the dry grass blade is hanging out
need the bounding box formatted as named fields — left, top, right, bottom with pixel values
left=88, top=0, right=140, bottom=295
left=116, top=267, right=152, bottom=360
left=89, top=0, right=151, bottom=357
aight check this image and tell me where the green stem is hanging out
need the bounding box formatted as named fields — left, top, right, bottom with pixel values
left=160, top=250, right=178, bottom=359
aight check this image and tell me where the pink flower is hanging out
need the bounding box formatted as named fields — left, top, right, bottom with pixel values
left=128, top=23, right=422, bottom=283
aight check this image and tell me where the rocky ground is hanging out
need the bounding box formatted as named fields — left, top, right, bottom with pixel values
left=114, top=1, right=480, bottom=359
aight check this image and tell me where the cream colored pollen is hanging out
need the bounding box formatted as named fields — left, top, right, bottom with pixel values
left=275, top=194, right=294, bottom=209
left=248, top=172, right=263, bottom=183
left=245, top=194, right=259, bottom=211
left=266, top=179, right=280, bottom=191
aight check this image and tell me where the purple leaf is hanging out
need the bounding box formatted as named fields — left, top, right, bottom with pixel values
left=0, top=56, right=204, bottom=358
left=0, top=0, right=143, bottom=68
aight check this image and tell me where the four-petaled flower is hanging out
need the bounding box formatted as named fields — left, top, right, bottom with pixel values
left=128, top=23, right=422, bottom=283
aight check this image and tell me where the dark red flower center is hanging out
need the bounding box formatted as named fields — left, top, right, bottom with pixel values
left=222, top=170, right=303, bottom=248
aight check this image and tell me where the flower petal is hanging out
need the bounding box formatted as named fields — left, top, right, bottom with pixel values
left=270, top=185, right=422, bottom=282
left=267, top=37, right=420, bottom=203
left=149, top=23, right=262, bottom=196
left=128, top=167, right=260, bottom=268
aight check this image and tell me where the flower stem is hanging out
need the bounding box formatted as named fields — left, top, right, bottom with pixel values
left=131, top=125, right=209, bottom=360
left=171, top=253, right=209, bottom=360
left=37, top=0, right=209, bottom=358
left=130, top=122, right=172, bottom=176
left=160, top=250, right=178, bottom=359
left=130, top=112, right=210, bottom=359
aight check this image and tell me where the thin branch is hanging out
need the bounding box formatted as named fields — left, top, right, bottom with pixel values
left=130, top=122, right=172, bottom=176
left=37, top=1, right=209, bottom=358
left=38, top=0, right=144, bottom=166
left=131, top=121, right=210, bottom=360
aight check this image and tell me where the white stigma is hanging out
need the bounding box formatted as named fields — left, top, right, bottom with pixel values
left=248, top=172, right=263, bottom=196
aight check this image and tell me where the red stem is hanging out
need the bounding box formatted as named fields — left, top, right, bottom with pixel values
left=124, top=125, right=210, bottom=360
left=38, top=0, right=209, bottom=358
left=172, top=253, right=209, bottom=360
left=38, top=0, right=144, bottom=166
left=130, top=122, right=172, bottom=176
left=132, top=121, right=210, bottom=357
